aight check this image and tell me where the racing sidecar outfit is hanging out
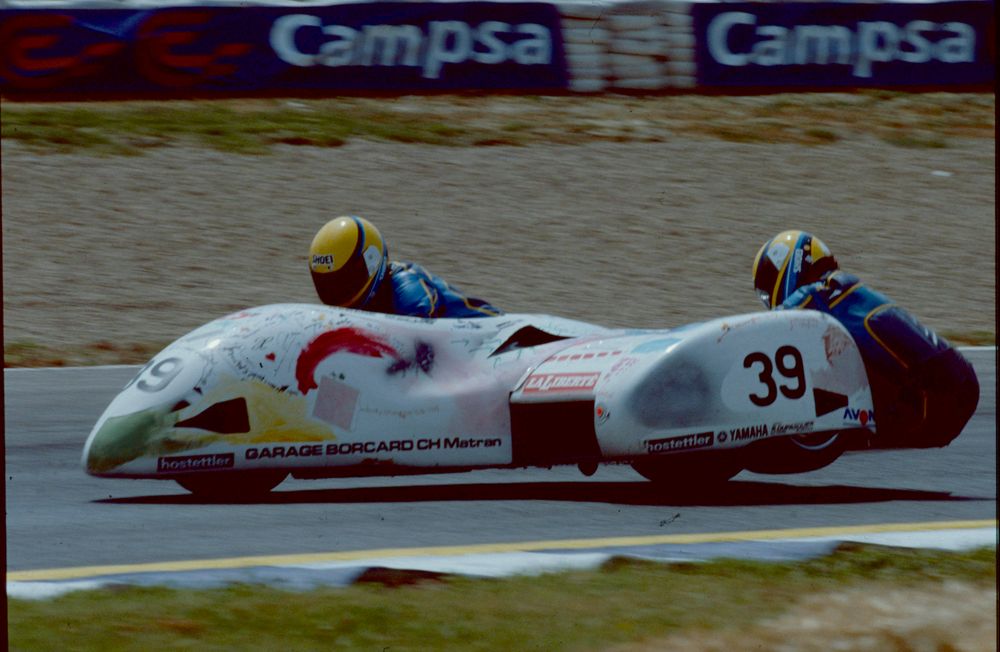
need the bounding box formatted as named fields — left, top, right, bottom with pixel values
left=781, top=270, right=979, bottom=448
left=387, top=261, right=502, bottom=319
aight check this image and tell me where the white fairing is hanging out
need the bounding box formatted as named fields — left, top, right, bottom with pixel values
left=511, top=310, right=873, bottom=458
left=83, top=304, right=873, bottom=480
left=83, top=304, right=608, bottom=477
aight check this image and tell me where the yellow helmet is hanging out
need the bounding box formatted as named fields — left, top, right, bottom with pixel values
left=309, top=216, right=388, bottom=308
left=752, top=230, right=838, bottom=309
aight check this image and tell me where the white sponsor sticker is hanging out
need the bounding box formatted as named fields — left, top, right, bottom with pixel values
left=767, top=242, right=789, bottom=269
left=362, top=245, right=382, bottom=276
left=523, top=372, right=600, bottom=394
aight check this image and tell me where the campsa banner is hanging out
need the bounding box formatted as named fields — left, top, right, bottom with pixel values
left=0, top=2, right=568, bottom=96
left=693, top=1, right=995, bottom=88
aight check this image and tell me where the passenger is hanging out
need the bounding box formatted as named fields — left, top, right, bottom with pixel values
left=752, top=230, right=979, bottom=449
left=308, top=215, right=502, bottom=319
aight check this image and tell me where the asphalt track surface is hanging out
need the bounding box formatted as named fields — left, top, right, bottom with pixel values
left=5, top=349, right=996, bottom=574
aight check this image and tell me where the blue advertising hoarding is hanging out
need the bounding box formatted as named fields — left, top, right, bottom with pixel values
left=693, top=1, right=995, bottom=88
left=0, top=3, right=568, bottom=96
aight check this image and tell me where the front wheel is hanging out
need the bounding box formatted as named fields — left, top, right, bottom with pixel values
left=175, top=470, right=287, bottom=499
left=631, top=452, right=742, bottom=489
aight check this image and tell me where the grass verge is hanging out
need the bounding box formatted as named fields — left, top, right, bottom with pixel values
left=941, top=330, right=997, bottom=347
left=2, top=91, right=994, bottom=155
left=3, top=339, right=169, bottom=368
left=3, top=331, right=997, bottom=368
left=7, top=544, right=995, bottom=651
left=5, top=330, right=993, bottom=368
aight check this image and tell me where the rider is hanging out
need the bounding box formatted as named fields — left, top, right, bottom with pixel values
left=308, top=215, right=502, bottom=319
left=751, top=230, right=979, bottom=449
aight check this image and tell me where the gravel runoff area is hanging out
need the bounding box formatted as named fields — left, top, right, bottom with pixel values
left=2, top=131, right=994, bottom=358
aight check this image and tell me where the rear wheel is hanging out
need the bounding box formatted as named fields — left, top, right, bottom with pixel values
left=743, top=432, right=846, bottom=475
left=175, top=470, right=287, bottom=499
left=632, top=452, right=742, bottom=489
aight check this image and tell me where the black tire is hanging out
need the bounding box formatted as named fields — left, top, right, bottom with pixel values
left=743, top=432, right=846, bottom=475
left=631, top=452, right=742, bottom=488
left=175, top=470, right=287, bottom=499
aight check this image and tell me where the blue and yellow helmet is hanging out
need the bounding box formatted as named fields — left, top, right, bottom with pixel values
left=752, top=230, right=838, bottom=309
left=309, top=216, right=388, bottom=308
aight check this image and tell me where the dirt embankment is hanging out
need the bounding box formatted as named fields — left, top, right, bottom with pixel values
left=2, top=105, right=995, bottom=365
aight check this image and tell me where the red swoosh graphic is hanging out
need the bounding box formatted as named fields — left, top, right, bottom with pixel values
left=296, top=327, right=399, bottom=394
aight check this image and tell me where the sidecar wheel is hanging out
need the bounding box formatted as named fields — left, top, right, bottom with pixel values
left=632, top=452, right=742, bottom=488
left=176, top=471, right=287, bottom=499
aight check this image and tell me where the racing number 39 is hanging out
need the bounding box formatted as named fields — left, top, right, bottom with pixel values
left=743, top=346, right=805, bottom=406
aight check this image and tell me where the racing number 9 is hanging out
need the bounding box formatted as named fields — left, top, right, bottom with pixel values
left=124, top=357, right=184, bottom=393
left=743, top=346, right=805, bottom=407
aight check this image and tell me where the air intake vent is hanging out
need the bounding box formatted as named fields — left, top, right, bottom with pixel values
left=491, top=326, right=570, bottom=356
left=176, top=397, right=250, bottom=434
